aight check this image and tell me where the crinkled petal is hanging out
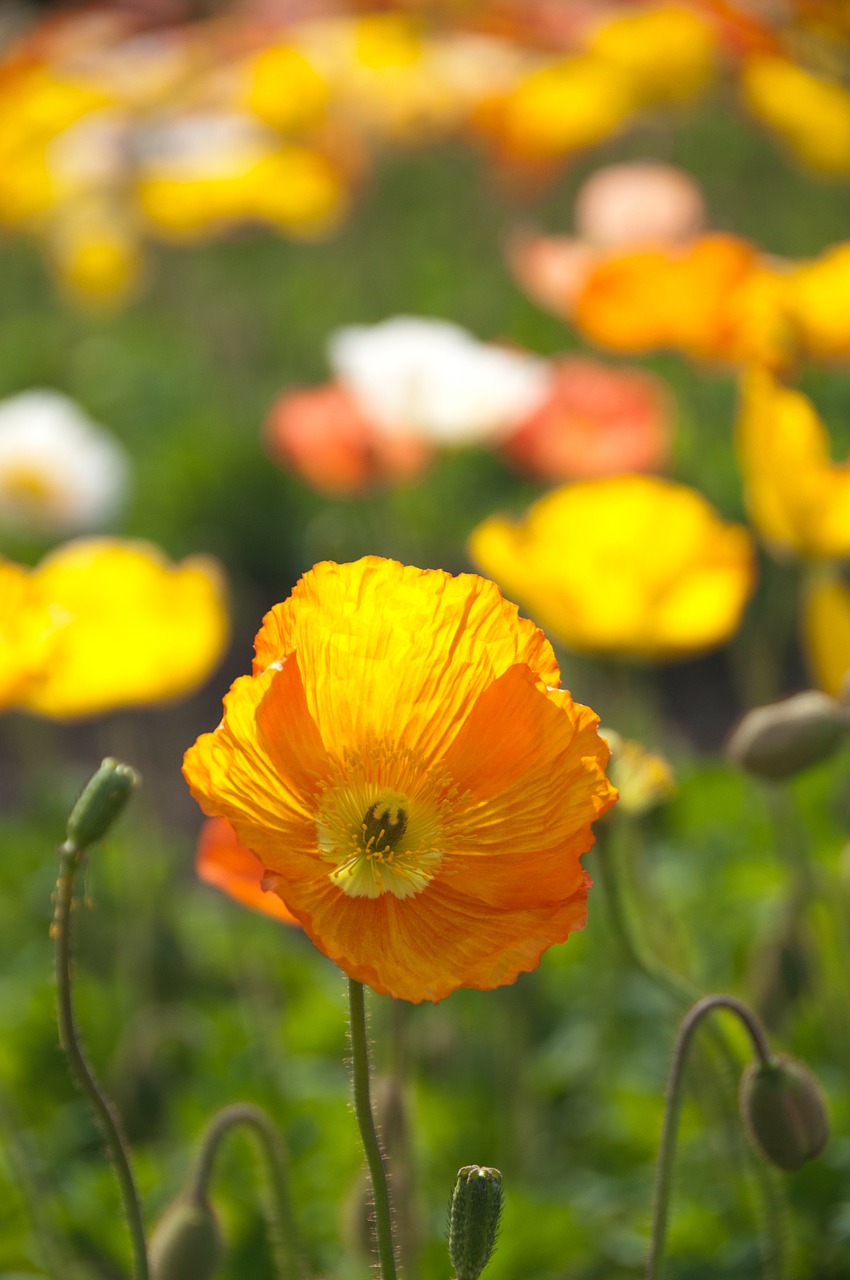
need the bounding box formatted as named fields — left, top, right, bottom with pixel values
left=253, top=557, right=560, bottom=765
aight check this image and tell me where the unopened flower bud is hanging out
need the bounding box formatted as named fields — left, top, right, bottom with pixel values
left=66, top=757, right=140, bottom=851
left=740, top=1055, right=829, bottom=1171
left=725, top=691, right=847, bottom=781
left=149, top=1194, right=222, bottom=1280
left=448, top=1165, right=502, bottom=1280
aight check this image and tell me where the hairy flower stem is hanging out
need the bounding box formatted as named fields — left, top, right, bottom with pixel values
left=646, top=995, right=774, bottom=1280
left=348, top=978, right=399, bottom=1280
left=597, top=832, right=785, bottom=1279
left=53, top=841, right=149, bottom=1280
left=188, top=1102, right=306, bottom=1280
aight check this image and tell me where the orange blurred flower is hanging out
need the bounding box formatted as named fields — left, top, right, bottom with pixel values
left=196, top=817, right=300, bottom=925
left=264, top=381, right=431, bottom=496
left=183, top=557, right=615, bottom=1002
left=469, top=476, right=755, bottom=661
left=574, top=233, right=764, bottom=360
left=500, top=356, right=673, bottom=481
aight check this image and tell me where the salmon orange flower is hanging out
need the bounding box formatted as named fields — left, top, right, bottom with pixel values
left=500, top=356, right=673, bottom=481
left=196, top=817, right=299, bottom=926
left=183, top=558, right=615, bottom=1002
left=737, top=369, right=850, bottom=562
left=263, top=382, right=431, bottom=496
left=469, top=476, right=755, bottom=661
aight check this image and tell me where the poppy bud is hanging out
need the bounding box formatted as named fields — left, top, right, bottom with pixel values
left=149, top=1194, right=222, bottom=1280
left=725, top=691, right=847, bottom=781
left=66, top=758, right=140, bottom=851
left=448, top=1165, right=502, bottom=1280
left=740, top=1055, right=829, bottom=1171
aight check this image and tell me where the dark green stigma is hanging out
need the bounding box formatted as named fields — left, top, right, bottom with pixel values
left=361, top=802, right=408, bottom=853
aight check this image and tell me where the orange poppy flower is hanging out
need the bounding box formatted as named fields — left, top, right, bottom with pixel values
left=573, top=233, right=761, bottom=360
left=196, top=817, right=299, bottom=926
left=183, top=558, right=615, bottom=1002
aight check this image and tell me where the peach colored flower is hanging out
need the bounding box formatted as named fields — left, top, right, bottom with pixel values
left=183, top=557, right=615, bottom=1002
left=500, top=356, right=673, bottom=480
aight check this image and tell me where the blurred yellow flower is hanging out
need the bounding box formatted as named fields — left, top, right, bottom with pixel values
left=47, top=200, right=144, bottom=307
left=599, top=728, right=675, bottom=816
left=488, top=54, right=634, bottom=161
left=241, top=44, right=329, bottom=134
left=468, top=476, right=755, bottom=661
left=801, top=568, right=850, bottom=698
left=0, top=561, right=64, bottom=708
left=788, top=243, right=850, bottom=364
left=14, top=538, right=229, bottom=719
left=587, top=3, right=717, bottom=106
left=742, top=55, right=850, bottom=175
left=737, top=369, right=850, bottom=561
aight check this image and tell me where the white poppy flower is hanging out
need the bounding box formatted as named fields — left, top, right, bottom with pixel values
left=0, top=389, right=130, bottom=534
left=328, top=316, right=554, bottom=445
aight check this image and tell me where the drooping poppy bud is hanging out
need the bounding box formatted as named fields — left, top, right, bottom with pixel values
left=448, top=1165, right=502, bottom=1280
left=149, top=1194, right=222, bottom=1280
left=725, top=690, right=847, bottom=782
left=740, top=1055, right=829, bottom=1171
left=65, top=757, right=140, bottom=851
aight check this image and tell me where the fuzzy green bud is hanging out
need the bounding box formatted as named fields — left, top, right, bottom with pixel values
left=149, top=1194, right=222, bottom=1280
left=65, top=758, right=140, bottom=851
left=725, top=691, right=847, bottom=782
left=448, top=1165, right=502, bottom=1280
left=740, top=1055, right=829, bottom=1171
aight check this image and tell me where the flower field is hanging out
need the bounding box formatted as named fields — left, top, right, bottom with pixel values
left=1, top=4, right=850, bottom=1279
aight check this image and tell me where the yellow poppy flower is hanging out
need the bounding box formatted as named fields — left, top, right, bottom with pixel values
left=587, top=3, right=717, bottom=106
left=787, top=243, right=850, bottom=364
left=737, top=369, right=850, bottom=561
left=468, top=476, right=755, bottom=661
left=801, top=568, right=850, bottom=698
left=0, top=561, right=64, bottom=708
left=183, top=558, right=615, bottom=1003
left=493, top=55, right=635, bottom=161
left=742, top=55, right=850, bottom=175
left=16, top=538, right=229, bottom=718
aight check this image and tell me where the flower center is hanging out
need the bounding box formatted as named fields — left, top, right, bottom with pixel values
left=361, top=799, right=408, bottom=853
left=315, top=743, right=456, bottom=900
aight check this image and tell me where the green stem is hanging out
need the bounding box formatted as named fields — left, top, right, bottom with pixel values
left=53, top=842, right=149, bottom=1280
left=646, top=995, right=774, bottom=1280
left=597, top=828, right=785, bottom=1279
left=595, top=826, right=697, bottom=1005
left=188, top=1102, right=306, bottom=1280
left=347, top=978, right=399, bottom=1280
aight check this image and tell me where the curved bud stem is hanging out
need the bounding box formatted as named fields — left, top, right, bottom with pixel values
left=646, top=994, right=774, bottom=1280
left=347, top=978, right=399, bottom=1280
left=187, top=1102, right=306, bottom=1280
left=53, top=841, right=149, bottom=1280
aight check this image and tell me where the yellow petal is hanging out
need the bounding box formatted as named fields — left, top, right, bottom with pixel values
left=801, top=569, right=850, bottom=698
